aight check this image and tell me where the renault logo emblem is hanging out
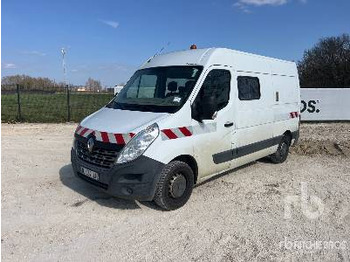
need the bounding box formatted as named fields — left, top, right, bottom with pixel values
left=87, top=137, right=95, bottom=153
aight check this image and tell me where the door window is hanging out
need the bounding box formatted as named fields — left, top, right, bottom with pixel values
left=198, top=69, right=231, bottom=111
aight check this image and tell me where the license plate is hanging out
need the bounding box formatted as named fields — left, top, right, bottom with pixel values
left=80, top=166, right=99, bottom=181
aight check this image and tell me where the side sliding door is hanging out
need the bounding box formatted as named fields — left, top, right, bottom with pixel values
left=232, top=72, right=275, bottom=167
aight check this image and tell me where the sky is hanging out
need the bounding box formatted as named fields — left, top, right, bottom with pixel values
left=1, top=0, right=350, bottom=87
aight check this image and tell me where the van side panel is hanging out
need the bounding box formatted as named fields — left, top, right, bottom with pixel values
left=232, top=71, right=276, bottom=166
left=229, top=58, right=299, bottom=167
left=271, top=69, right=300, bottom=140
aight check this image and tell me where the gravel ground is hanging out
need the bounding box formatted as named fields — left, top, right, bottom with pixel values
left=1, top=123, right=350, bottom=261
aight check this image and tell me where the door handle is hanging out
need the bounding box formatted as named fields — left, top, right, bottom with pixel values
left=224, top=122, right=234, bottom=128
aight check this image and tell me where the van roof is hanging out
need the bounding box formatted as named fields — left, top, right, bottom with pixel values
left=140, top=48, right=298, bottom=77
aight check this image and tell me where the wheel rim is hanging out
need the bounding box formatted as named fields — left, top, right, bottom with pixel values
left=169, top=173, right=187, bottom=198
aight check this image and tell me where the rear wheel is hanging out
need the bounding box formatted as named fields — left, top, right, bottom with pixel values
left=154, top=161, right=194, bottom=210
left=269, top=135, right=291, bottom=164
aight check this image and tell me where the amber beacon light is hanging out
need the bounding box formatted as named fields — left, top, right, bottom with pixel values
left=190, top=44, right=197, bottom=50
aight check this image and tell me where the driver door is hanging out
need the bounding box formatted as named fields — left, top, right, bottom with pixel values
left=191, top=68, right=235, bottom=179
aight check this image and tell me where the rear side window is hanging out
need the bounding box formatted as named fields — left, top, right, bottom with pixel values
left=237, top=76, right=261, bottom=100
left=200, top=69, right=231, bottom=111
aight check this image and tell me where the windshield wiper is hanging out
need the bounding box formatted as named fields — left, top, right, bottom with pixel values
left=107, top=102, right=176, bottom=113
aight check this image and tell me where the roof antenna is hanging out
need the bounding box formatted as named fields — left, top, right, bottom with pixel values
left=144, top=42, right=171, bottom=65
left=153, top=42, right=171, bottom=57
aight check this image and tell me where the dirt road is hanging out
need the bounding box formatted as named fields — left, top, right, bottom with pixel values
left=1, top=123, right=350, bottom=261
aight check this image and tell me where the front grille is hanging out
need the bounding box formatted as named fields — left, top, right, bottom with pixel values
left=76, top=139, right=120, bottom=168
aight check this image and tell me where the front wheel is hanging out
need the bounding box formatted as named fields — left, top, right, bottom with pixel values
left=153, top=161, right=194, bottom=210
left=269, top=135, right=291, bottom=164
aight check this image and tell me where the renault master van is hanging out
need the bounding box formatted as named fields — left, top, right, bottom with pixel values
left=71, top=47, right=300, bottom=210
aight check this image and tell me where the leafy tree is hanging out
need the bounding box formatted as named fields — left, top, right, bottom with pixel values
left=298, top=34, right=350, bottom=87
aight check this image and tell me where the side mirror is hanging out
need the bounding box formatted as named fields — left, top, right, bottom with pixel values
left=202, top=95, right=217, bottom=119
left=191, top=95, right=217, bottom=122
left=191, top=100, right=202, bottom=122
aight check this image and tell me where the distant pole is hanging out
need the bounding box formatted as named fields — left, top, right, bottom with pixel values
left=67, top=86, right=71, bottom=122
left=61, top=48, right=67, bottom=86
left=16, top=84, right=22, bottom=121
left=61, top=48, right=70, bottom=121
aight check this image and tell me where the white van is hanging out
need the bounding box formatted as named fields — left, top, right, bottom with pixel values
left=71, top=47, right=300, bottom=210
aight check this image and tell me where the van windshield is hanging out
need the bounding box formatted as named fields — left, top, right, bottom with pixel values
left=106, top=66, right=203, bottom=113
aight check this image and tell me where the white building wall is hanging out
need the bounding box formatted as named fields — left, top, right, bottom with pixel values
left=301, top=88, right=350, bottom=121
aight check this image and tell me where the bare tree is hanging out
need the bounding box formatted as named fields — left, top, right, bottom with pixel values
left=85, top=77, right=102, bottom=92
left=1, top=74, right=63, bottom=90
left=298, top=34, right=350, bottom=87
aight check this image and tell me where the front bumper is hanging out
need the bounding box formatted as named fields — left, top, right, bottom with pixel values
left=71, top=149, right=165, bottom=201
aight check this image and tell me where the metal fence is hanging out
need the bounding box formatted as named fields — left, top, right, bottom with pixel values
left=3, top=85, right=349, bottom=123
left=1, top=85, right=114, bottom=123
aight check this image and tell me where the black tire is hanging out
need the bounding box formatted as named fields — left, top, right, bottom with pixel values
left=153, top=161, right=194, bottom=211
left=269, top=135, right=291, bottom=164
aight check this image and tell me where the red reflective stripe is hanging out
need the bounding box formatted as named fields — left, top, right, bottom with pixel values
left=101, top=132, right=110, bottom=143
left=291, top=112, right=299, bottom=118
left=75, top=125, right=82, bottom=133
left=162, top=129, right=178, bottom=139
left=179, top=127, right=192, bottom=137
left=80, top=128, right=89, bottom=136
left=114, top=134, right=125, bottom=144
left=130, top=133, right=135, bottom=138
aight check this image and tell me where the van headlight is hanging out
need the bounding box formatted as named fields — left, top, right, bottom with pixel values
left=116, top=123, right=159, bottom=164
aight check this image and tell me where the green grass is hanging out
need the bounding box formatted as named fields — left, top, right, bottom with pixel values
left=1, top=93, right=114, bottom=123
